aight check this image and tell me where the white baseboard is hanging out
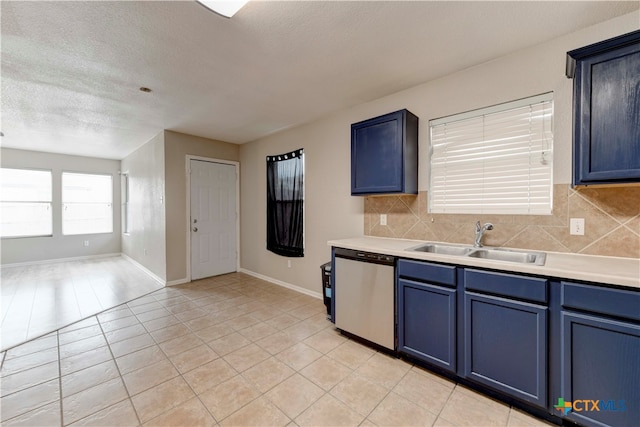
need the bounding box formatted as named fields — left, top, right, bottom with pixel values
left=239, top=268, right=322, bottom=300
left=1, top=253, right=122, bottom=268
left=166, top=278, right=190, bottom=286
left=120, top=254, right=166, bottom=286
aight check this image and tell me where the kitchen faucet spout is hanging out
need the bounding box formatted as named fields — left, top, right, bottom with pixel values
left=474, top=221, right=494, bottom=247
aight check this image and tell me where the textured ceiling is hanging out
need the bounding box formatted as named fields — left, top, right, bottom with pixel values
left=1, top=1, right=638, bottom=159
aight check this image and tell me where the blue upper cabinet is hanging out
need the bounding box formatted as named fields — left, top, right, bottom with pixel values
left=567, top=30, right=640, bottom=186
left=351, top=109, right=418, bottom=195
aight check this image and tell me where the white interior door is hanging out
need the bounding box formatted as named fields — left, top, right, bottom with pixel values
left=190, top=160, right=237, bottom=280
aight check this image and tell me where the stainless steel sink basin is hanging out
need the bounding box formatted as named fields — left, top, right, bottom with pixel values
left=407, top=242, right=546, bottom=265
left=467, top=248, right=546, bottom=265
left=408, top=243, right=474, bottom=256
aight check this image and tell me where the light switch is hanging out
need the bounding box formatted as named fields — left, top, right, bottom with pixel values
left=380, top=214, right=387, bottom=226
left=570, top=218, right=585, bottom=235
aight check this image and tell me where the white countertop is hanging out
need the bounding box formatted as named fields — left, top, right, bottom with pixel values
left=328, top=236, right=640, bottom=289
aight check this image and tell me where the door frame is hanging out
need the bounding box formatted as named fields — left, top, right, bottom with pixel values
left=185, top=155, right=240, bottom=282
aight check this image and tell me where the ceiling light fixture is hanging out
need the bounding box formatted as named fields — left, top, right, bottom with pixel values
left=196, top=0, right=249, bottom=18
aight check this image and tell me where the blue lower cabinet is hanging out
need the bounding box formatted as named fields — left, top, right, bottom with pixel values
left=560, top=312, right=640, bottom=427
left=464, top=292, right=547, bottom=408
left=398, top=278, right=456, bottom=373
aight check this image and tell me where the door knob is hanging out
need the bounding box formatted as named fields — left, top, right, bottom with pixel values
left=193, top=227, right=198, bottom=232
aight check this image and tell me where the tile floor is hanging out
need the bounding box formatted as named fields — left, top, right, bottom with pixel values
left=0, top=272, right=554, bottom=426
left=1, top=257, right=163, bottom=351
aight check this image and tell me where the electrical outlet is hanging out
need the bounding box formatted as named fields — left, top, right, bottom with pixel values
left=144, top=248, right=148, bottom=255
left=83, top=240, right=89, bottom=247
left=570, top=218, right=585, bottom=235
left=287, top=260, right=292, bottom=268
left=380, top=214, right=387, bottom=226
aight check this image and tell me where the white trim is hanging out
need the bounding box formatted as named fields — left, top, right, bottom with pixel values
left=1, top=252, right=122, bottom=268
left=430, top=92, right=553, bottom=126
left=166, top=278, right=190, bottom=287
left=239, top=268, right=322, bottom=300
left=186, top=156, right=241, bottom=282
left=121, top=253, right=166, bottom=286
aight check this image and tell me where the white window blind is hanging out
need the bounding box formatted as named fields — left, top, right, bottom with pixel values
left=63, top=172, right=113, bottom=235
left=0, top=168, right=53, bottom=237
left=429, top=93, right=553, bottom=215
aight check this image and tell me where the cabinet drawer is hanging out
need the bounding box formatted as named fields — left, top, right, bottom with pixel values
left=561, top=281, right=640, bottom=322
left=397, top=259, right=456, bottom=287
left=464, top=269, right=547, bottom=303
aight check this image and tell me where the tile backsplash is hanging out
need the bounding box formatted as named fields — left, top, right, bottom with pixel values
left=364, top=184, right=640, bottom=259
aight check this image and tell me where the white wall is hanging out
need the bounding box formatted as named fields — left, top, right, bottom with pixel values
left=239, top=12, right=640, bottom=294
left=121, top=132, right=167, bottom=281
left=1, top=148, right=122, bottom=264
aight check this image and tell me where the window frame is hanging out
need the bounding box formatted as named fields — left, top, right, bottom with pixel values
left=0, top=167, right=53, bottom=239
left=428, top=93, right=554, bottom=215
left=62, top=171, right=114, bottom=236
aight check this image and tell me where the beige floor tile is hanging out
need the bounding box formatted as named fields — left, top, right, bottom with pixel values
left=58, top=324, right=103, bottom=345
left=62, top=377, right=128, bottom=425
left=200, top=375, right=260, bottom=421
left=59, top=334, right=108, bottom=359
left=265, top=374, right=325, bottom=419
left=238, top=322, right=278, bottom=342
left=242, top=357, right=295, bottom=393
left=97, top=306, right=134, bottom=323
left=183, top=314, right=220, bottom=332
left=168, top=344, right=218, bottom=374
left=104, top=323, right=147, bottom=345
left=61, top=359, right=120, bottom=397
left=109, top=333, right=156, bottom=358
left=60, top=346, right=113, bottom=376
left=355, top=352, right=411, bottom=390
left=149, top=323, right=192, bottom=343
left=266, top=313, right=300, bottom=330
left=225, top=314, right=261, bottom=330
left=300, top=356, right=352, bottom=391
left=193, top=322, right=235, bottom=343
left=330, top=373, right=389, bottom=417
left=122, top=359, right=179, bottom=396
left=131, top=376, right=195, bottom=423
left=100, top=315, right=141, bottom=333
left=1, top=347, right=58, bottom=377
left=438, top=386, right=510, bottom=426
left=433, top=417, right=457, bottom=427
left=1, top=401, right=61, bottom=427
left=143, top=397, right=216, bottom=427
left=327, top=340, right=376, bottom=370
left=303, top=329, right=347, bottom=354
left=0, top=360, right=59, bottom=397
left=223, top=343, right=271, bottom=372
left=295, top=393, right=364, bottom=427
left=276, top=342, right=322, bottom=371
left=507, top=408, right=555, bottom=426
left=256, top=330, right=299, bottom=355
left=68, top=399, right=140, bottom=427
left=0, top=378, right=60, bottom=422
left=136, top=307, right=172, bottom=323
left=222, top=396, right=290, bottom=426
left=159, top=333, right=204, bottom=357
left=392, top=368, right=454, bottom=414
left=129, top=300, right=164, bottom=314
left=183, top=358, right=238, bottom=394
left=247, top=306, right=282, bottom=321
left=140, top=314, right=182, bottom=332
left=3, top=334, right=57, bottom=360
left=368, top=392, right=438, bottom=426
left=175, top=308, right=210, bottom=322
left=115, top=344, right=168, bottom=375
left=283, top=321, right=324, bottom=342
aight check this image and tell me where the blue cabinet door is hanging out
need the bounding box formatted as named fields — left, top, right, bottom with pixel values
left=398, top=278, right=456, bottom=373
left=464, top=292, right=547, bottom=408
left=560, top=312, right=640, bottom=427
left=351, top=109, right=418, bottom=195
left=568, top=30, right=640, bottom=185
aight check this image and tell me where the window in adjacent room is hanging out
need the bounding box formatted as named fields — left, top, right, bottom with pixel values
left=429, top=93, right=553, bottom=215
left=0, top=168, right=53, bottom=238
left=266, top=149, right=304, bottom=257
left=62, top=172, right=113, bottom=235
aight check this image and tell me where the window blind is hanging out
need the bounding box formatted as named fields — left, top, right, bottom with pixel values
left=429, top=93, right=553, bottom=215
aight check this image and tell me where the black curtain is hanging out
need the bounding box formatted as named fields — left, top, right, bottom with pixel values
left=267, top=149, right=304, bottom=257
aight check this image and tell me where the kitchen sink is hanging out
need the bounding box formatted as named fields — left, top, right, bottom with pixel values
left=407, top=242, right=546, bottom=265
left=467, top=248, right=546, bottom=266
left=408, top=243, right=474, bottom=256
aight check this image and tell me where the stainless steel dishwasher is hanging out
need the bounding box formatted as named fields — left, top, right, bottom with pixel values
left=333, top=248, right=396, bottom=351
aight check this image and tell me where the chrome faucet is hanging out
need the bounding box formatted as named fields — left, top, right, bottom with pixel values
left=474, top=221, right=494, bottom=247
